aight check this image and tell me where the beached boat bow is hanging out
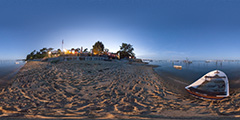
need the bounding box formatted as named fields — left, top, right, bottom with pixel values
left=185, top=70, right=229, bottom=100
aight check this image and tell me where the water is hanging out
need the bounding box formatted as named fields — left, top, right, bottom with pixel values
left=0, top=60, right=25, bottom=80
left=150, top=60, right=240, bottom=91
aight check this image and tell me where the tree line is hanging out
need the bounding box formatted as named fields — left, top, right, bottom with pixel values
left=26, top=41, right=135, bottom=60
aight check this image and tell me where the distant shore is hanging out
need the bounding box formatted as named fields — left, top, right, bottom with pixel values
left=0, top=60, right=240, bottom=119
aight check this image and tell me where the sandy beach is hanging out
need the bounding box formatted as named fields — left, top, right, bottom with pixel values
left=0, top=60, right=240, bottom=119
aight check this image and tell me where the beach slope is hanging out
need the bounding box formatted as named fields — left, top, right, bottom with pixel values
left=0, top=61, right=240, bottom=119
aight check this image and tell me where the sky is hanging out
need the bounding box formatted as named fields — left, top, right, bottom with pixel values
left=0, top=0, right=240, bottom=60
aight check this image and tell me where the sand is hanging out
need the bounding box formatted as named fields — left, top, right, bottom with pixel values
left=0, top=60, right=240, bottom=119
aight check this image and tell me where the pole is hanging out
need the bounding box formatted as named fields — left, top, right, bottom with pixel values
left=62, top=40, right=64, bottom=51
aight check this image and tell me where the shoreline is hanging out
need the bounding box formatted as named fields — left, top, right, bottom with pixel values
left=0, top=61, right=240, bottom=119
left=152, top=66, right=240, bottom=100
left=0, top=64, right=25, bottom=88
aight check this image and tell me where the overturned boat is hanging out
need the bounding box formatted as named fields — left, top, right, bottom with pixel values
left=185, top=70, right=229, bottom=100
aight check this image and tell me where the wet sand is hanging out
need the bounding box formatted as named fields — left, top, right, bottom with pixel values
left=0, top=61, right=240, bottom=119
left=0, top=65, right=24, bottom=88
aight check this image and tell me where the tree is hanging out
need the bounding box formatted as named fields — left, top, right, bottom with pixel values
left=117, top=43, right=135, bottom=59
left=26, top=54, right=32, bottom=60
left=83, top=48, right=88, bottom=52
left=104, top=48, right=109, bottom=52
left=40, top=48, right=47, bottom=54
left=35, top=51, right=42, bottom=59
left=26, top=48, right=54, bottom=60
left=71, top=48, right=75, bottom=52
left=92, top=41, right=104, bottom=55
left=57, top=49, right=61, bottom=55
left=26, top=50, right=36, bottom=60
left=47, top=48, right=54, bottom=52
left=30, top=50, right=36, bottom=55
left=104, top=48, right=109, bottom=55
left=75, top=48, right=80, bottom=53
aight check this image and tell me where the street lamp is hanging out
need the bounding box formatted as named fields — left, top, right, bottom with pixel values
left=63, top=49, right=67, bottom=55
left=48, top=51, right=51, bottom=58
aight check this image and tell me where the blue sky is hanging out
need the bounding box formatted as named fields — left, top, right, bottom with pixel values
left=0, top=0, right=240, bottom=60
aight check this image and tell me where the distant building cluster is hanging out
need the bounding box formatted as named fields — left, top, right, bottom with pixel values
left=50, top=47, right=120, bottom=60
left=26, top=41, right=135, bottom=60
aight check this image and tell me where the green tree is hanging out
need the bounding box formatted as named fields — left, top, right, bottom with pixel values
left=117, top=43, right=135, bottom=59
left=40, top=48, right=47, bottom=54
left=39, top=48, right=48, bottom=58
left=26, top=48, right=55, bottom=60
left=71, top=48, right=75, bottom=53
left=75, top=48, right=80, bottom=53
left=47, top=48, right=54, bottom=52
left=26, top=50, right=36, bottom=60
left=31, top=50, right=36, bottom=55
left=26, top=54, right=32, bottom=60
left=35, top=51, right=45, bottom=59
left=83, top=48, right=88, bottom=52
left=92, top=41, right=104, bottom=55
left=57, top=49, right=61, bottom=55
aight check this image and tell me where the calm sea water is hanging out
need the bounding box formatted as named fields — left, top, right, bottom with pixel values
left=0, top=60, right=25, bottom=80
left=151, top=60, right=240, bottom=89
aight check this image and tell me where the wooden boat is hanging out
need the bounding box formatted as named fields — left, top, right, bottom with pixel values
left=185, top=70, right=229, bottom=100
left=173, top=65, right=182, bottom=70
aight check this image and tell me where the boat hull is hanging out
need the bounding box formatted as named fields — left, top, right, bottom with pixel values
left=185, top=70, right=229, bottom=100
left=185, top=88, right=225, bottom=100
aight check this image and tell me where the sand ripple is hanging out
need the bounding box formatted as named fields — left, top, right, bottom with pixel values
left=0, top=61, right=239, bottom=119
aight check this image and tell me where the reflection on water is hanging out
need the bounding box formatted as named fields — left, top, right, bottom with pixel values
left=151, top=60, right=240, bottom=89
left=0, top=60, right=25, bottom=79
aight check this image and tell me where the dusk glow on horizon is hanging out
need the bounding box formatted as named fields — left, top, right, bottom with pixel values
left=1, top=0, right=240, bottom=60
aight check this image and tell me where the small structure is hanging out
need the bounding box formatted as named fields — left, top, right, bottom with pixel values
left=107, top=52, right=119, bottom=59
left=62, top=56, right=108, bottom=61
left=173, top=65, right=182, bottom=70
